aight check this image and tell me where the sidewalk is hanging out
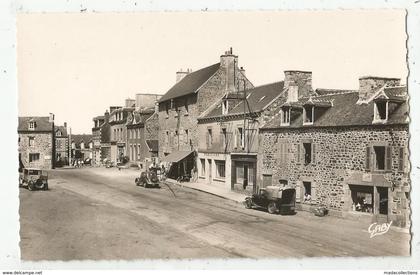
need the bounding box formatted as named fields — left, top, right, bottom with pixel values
left=166, top=178, right=247, bottom=203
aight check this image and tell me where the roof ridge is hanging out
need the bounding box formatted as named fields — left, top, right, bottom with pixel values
left=314, top=91, right=358, bottom=97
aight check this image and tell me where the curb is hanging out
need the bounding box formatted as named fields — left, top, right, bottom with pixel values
left=166, top=179, right=246, bottom=204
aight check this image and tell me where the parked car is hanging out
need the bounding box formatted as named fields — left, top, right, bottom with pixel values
left=135, top=168, right=160, bottom=188
left=104, top=160, right=114, bottom=168
left=244, top=185, right=296, bottom=214
left=84, top=158, right=92, bottom=165
left=19, top=168, right=49, bottom=191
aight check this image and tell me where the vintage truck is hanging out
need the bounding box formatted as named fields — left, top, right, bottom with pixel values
left=244, top=185, right=296, bottom=215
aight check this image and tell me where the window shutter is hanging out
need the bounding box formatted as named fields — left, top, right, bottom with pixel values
left=398, top=147, right=405, bottom=172
left=295, top=183, right=302, bottom=203
left=206, top=132, right=209, bottom=148
left=385, top=146, right=392, bottom=171
left=311, top=143, right=316, bottom=164
left=365, top=146, right=371, bottom=171
left=296, top=143, right=301, bottom=163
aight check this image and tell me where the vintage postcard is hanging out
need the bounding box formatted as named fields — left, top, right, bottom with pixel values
left=15, top=9, right=411, bottom=263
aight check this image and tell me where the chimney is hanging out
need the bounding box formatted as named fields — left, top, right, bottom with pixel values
left=220, top=47, right=238, bottom=92
left=176, top=69, right=190, bottom=83
left=49, top=113, right=55, bottom=123
left=154, top=100, right=159, bottom=114
left=104, top=110, right=110, bottom=122
left=64, top=122, right=67, bottom=129
left=358, top=76, right=401, bottom=102
left=284, top=70, right=312, bottom=99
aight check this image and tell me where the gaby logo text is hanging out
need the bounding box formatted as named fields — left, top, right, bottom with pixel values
left=368, top=221, right=392, bottom=238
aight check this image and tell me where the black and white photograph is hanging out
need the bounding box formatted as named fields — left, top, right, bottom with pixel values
left=1, top=1, right=420, bottom=273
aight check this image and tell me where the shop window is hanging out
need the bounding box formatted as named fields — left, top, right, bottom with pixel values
left=29, top=153, right=40, bottom=163
left=215, top=160, right=226, bottom=178
left=200, top=159, right=206, bottom=177
left=303, top=142, right=312, bottom=165
left=350, top=185, right=374, bottom=213
left=28, top=137, right=35, bottom=147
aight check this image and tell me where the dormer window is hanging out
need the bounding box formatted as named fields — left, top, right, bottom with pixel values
left=222, top=100, right=229, bottom=115
left=373, top=100, right=388, bottom=123
left=280, top=107, right=290, bottom=126
left=303, top=105, right=314, bottom=125
left=56, top=131, right=61, bottom=137
left=29, top=121, right=36, bottom=130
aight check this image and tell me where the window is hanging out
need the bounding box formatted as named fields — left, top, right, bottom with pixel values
left=373, top=146, right=385, bottom=170
left=28, top=137, right=35, bottom=147
left=279, top=179, right=288, bottom=186
left=184, top=98, right=189, bottom=115
left=236, top=127, right=244, bottom=148
left=29, top=153, right=40, bottom=162
left=221, top=128, right=227, bottom=148
left=303, top=106, right=314, bottom=124
left=56, top=131, right=61, bottom=137
left=165, top=131, right=169, bottom=146
left=215, top=161, right=226, bottom=178
left=280, top=107, right=290, bottom=126
left=278, top=142, right=289, bottom=164
left=374, top=101, right=388, bottom=122
left=185, top=129, right=189, bottom=145
left=29, top=121, right=36, bottom=130
left=303, top=142, right=312, bottom=165
left=165, top=102, right=170, bottom=118
left=200, top=159, right=206, bottom=176
left=222, top=100, right=229, bottom=115
left=206, top=128, right=213, bottom=148
left=398, top=147, right=406, bottom=172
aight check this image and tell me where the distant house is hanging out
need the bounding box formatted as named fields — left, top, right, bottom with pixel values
left=158, top=48, right=253, bottom=180
left=71, top=134, right=93, bottom=163
left=18, top=116, right=55, bottom=170
left=92, top=115, right=105, bottom=165
left=54, top=123, right=69, bottom=167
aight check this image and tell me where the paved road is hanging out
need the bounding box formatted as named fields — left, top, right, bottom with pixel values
left=19, top=167, right=410, bottom=260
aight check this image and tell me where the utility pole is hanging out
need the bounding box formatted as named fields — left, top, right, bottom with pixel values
left=69, top=127, right=72, bottom=167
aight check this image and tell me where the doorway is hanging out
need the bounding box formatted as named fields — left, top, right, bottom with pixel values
left=377, top=187, right=389, bottom=215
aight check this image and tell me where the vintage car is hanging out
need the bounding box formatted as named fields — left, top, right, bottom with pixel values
left=19, top=168, right=49, bottom=191
left=244, top=185, right=296, bottom=214
left=135, top=168, right=160, bottom=188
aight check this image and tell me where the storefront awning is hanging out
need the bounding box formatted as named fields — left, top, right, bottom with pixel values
left=162, top=151, right=194, bottom=163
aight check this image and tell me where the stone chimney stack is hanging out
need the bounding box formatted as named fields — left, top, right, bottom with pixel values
left=220, top=47, right=238, bottom=92
left=64, top=122, right=67, bottom=129
left=358, top=76, right=401, bottom=102
left=284, top=70, right=313, bottom=99
left=104, top=110, right=110, bottom=122
left=176, top=69, right=191, bottom=83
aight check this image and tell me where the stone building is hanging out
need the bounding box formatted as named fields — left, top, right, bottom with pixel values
left=18, top=116, right=55, bottom=170
left=197, top=81, right=288, bottom=193
left=259, top=75, right=410, bottom=227
left=54, top=123, right=69, bottom=167
left=109, top=105, right=134, bottom=164
left=158, top=48, right=253, bottom=179
left=92, top=115, right=105, bottom=165
left=71, top=134, right=93, bottom=163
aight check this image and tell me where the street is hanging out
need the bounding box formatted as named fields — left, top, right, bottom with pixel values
left=19, top=167, right=410, bottom=260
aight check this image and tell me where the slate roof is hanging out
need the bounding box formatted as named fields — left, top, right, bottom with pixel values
left=18, top=117, right=53, bottom=132
left=159, top=63, right=220, bottom=103
left=55, top=125, right=68, bottom=136
left=315, top=88, right=357, bottom=96
left=202, top=81, right=285, bottom=119
left=262, top=87, right=408, bottom=130
left=71, top=134, right=93, bottom=145
left=146, top=140, right=159, bottom=152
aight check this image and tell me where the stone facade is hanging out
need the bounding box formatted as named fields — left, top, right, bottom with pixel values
left=19, top=132, right=53, bottom=170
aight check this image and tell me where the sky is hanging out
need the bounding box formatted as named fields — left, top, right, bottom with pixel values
left=17, top=10, right=407, bottom=134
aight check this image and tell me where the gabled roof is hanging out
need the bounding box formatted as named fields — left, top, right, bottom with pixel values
left=71, top=134, right=93, bottom=145
left=18, top=117, right=53, bottom=132
left=146, top=139, right=159, bottom=152
left=55, top=125, right=68, bottom=136
left=262, top=88, right=408, bottom=129
left=159, top=63, right=220, bottom=103
left=201, top=81, right=285, bottom=119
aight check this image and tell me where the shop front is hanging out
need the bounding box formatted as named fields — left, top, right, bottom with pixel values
left=231, top=154, right=257, bottom=194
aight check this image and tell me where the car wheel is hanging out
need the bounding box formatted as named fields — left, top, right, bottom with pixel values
left=268, top=202, right=278, bottom=214
left=28, top=182, right=34, bottom=191
left=43, top=184, right=49, bottom=191
left=245, top=198, right=253, bottom=209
